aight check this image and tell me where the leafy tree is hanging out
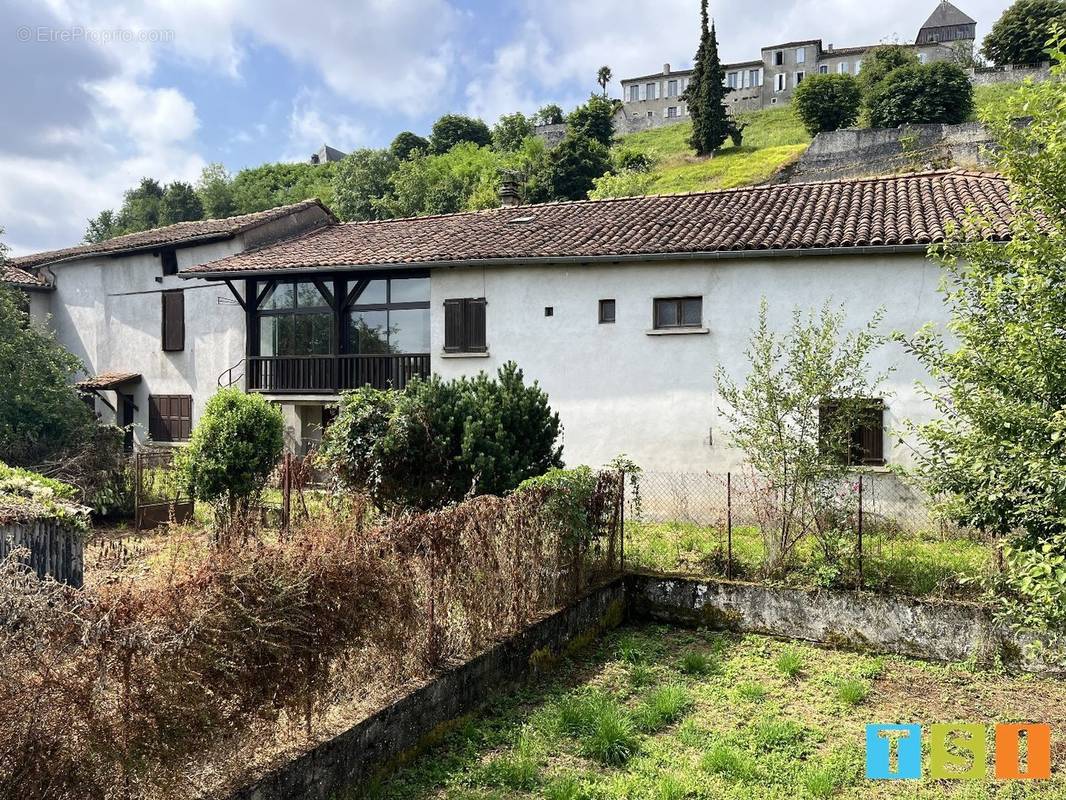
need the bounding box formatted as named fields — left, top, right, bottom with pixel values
left=526, top=133, right=610, bottom=202
left=429, top=114, right=492, bottom=154
left=383, top=142, right=501, bottom=217
left=685, top=1, right=732, bottom=156
left=84, top=209, right=119, bottom=243
left=332, top=148, right=397, bottom=221
left=857, top=44, right=919, bottom=95
left=534, top=103, right=565, bottom=126
left=492, top=112, right=534, bottom=152
left=597, top=65, right=613, bottom=97
left=159, top=181, right=204, bottom=225
left=566, top=95, right=616, bottom=148
left=716, top=300, right=887, bottom=574
left=982, top=0, right=1066, bottom=66
left=390, top=131, right=430, bottom=161
left=177, top=388, right=284, bottom=530
left=866, top=62, right=974, bottom=128
left=196, top=163, right=237, bottom=219
left=793, top=73, right=862, bottom=135
left=319, top=362, right=562, bottom=510
left=899, top=31, right=1066, bottom=630
left=588, top=168, right=655, bottom=200
left=115, top=177, right=164, bottom=234
left=230, top=161, right=339, bottom=214
left=0, top=273, right=95, bottom=466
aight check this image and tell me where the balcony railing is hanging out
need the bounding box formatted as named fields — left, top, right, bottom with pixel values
left=247, top=354, right=431, bottom=394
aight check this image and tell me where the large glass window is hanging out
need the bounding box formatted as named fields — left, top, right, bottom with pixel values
left=347, top=276, right=430, bottom=355
left=258, top=280, right=332, bottom=356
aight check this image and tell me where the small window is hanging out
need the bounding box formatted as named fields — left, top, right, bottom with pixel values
left=667, top=79, right=678, bottom=96
left=667, top=106, right=679, bottom=118
left=544, top=306, right=554, bottom=317
left=819, top=65, right=829, bottom=74
left=443, top=298, right=487, bottom=353
left=795, top=71, right=805, bottom=85
left=161, top=290, right=185, bottom=352
left=819, top=399, right=885, bottom=466
left=629, top=84, right=639, bottom=102
left=653, top=297, right=702, bottom=330
left=161, top=248, right=178, bottom=276
left=774, top=50, right=784, bottom=66
left=149, top=395, right=192, bottom=442
left=599, top=299, right=616, bottom=324
left=795, top=47, right=806, bottom=64
left=775, top=73, right=787, bottom=92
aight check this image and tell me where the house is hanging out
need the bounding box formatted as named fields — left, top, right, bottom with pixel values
left=8, top=200, right=335, bottom=451
left=1, top=262, right=53, bottom=325
left=616, top=1, right=976, bottom=131
left=169, top=169, right=1011, bottom=473
left=310, top=145, right=348, bottom=165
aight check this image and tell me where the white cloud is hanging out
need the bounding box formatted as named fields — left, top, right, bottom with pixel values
left=283, top=89, right=369, bottom=161
left=89, top=79, right=200, bottom=146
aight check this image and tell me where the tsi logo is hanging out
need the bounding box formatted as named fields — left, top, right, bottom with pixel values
left=866, top=723, right=1052, bottom=781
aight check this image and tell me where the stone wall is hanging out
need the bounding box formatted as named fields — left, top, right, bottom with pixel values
left=532, top=123, right=567, bottom=147
left=968, top=63, right=1050, bottom=85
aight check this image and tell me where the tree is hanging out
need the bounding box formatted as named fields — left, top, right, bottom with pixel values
left=525, top=133, right=611, bottom=202
left=115, top=177, right=164, bottom=234
left=983, top=0, right=1066, bottom=66
left=429, top=114, right=493, bottom=154
left=390, top=131, right=429, bottom=161
left=229, top=161, right=340, bottom=214
left=857, top=44, right=920, bottom=95
left=159, top=181, right=204, bottom=225
left=332, top=148, right=397, bottom=221
left=0, top=273, right=95, bottom=466
left=866, top=62, right=974, bottom=128
left=492, top=112, right=535, bottom=152
left=84, top=210, right=118, bottom=243
left=382, top=141, right=501, bottom=217
left=716, top=300, right=887, bottom=574
left=196, top=163, right=237, bottom=219
left=597, top=65, right=613, bottom=97
left=685, top=2, right=732, bottom=156
left=900, top=30, right=1066, bottom=630
left=319, top=362, right=563, bottom=510
left=793, top=73, right=862, bottom=135
left=534, top=103, right=565, bottom=126
left=566, top=95, right=616, bottom=148
left=177, top=388, right=284, bottom=532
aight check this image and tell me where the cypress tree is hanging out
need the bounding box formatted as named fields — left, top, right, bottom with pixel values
left=687, top=0, right=732, bottom=156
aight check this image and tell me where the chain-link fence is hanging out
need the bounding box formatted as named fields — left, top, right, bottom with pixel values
left=623, top=470, right=998, bottom=599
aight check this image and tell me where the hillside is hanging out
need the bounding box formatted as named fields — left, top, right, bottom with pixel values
left=604, top=82, right=1026, bottom=197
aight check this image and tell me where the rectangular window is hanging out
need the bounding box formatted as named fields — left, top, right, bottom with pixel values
left=629, top=84, right=639, bottom=102
left=796, top=47, right=806, bottom=64
left=646, top=82, right=657, bottom=100
left=443, top=298, right=487, bottom=353
left=819, top=64, right=829, bottom=74
left=149, top=395, right=192, bottom=442
left=838, top=62, right=849, bottom=74
left=795, top=71, right=805, bottom=85
left=774, top=50, right=784, bottom=66
left=667, top=79, right=678, bottom=96
left=750, top=68, right=763, bottom=87
left=667, top=106, right=679, bottom=118
left=161, top=248, right=178, bottom=276
left=161, top=290, right=185, bottom=352
left=346, top=276, right=430, bottom=355
left=599, top=299, right=616, bottom=324
left=726, top=72, right=738, bottom=88
left=653, top=297, right=702, bottom=330
left=775, top=72, right=786, bottom=92
left=855, top=60, right=863, bottom=74
left=819, top=399, right=886, bottom=466
left=258, top=280, right=334, bottom=357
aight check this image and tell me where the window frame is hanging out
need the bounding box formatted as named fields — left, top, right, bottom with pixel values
left=149, top=394, right=192, bottom=443
left=160, top=248, right=178, bottom=277
left=256, top=279, right=335, bottom=358
left=599, top=298, right=616, bottom=324
left=345, top=276, right=431, bottom=356
left=443, top=297, right=488, bottom=354
left=652, top=296, right=703, bottom=330
left=818, top=398, right=886, bottom=467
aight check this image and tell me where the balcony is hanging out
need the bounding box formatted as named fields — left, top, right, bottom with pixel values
left=247, top=354, right=430, bottom=394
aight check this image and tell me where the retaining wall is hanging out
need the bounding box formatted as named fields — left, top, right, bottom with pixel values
left=0, top=519, right=84, bottom=587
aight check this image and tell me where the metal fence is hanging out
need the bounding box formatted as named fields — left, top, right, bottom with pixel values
left=134, top=450, right=195, bottom=531
left=623, top=471, right=998, bottom=598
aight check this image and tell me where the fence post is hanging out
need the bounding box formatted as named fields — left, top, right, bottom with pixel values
left=282, top=451, right=292, bottom=534
left=618, top=469, right=626, bottom=575
left=134, top=452, right=142, bottom=532
left=857, top=473, right=864, bottom=591
left=726, top=471, right=733, bottom=579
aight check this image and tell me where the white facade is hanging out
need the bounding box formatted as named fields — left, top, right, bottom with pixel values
left=430, top=253, right=947, bottom=473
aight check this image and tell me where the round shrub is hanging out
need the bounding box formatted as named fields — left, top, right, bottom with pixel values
left=178, top=388, right=284, bottom=519
left=792, top=73, right=862, bottom=135
left=866, top=62, right=974, bottom=128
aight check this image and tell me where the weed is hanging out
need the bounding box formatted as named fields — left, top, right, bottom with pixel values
left=679, top=651, right=716, bottom=676
left=617, top=634, right=648, bottom=665
left=655, top=772, right=694, bottom=800
left=858, top=657, right=886, bottom=679
left=628, top=664, right=656, bottom=688
left=776, top=648, right=804, bottom=678
left=802, top=765, right=837, bottom=798
left=735, top=681, right=768, bottom=702
left=632, top=684, right=693, bottom=733
left=542, top=773, right=591, bottom=800
left=835, top=679, right=869, bottom=707
left=700, top=742, right=756, bottom=782
left=579, top=703, right=638, bottom=766
left=476, top=751, right=538, bottom=791
left=557, top=691, right=615, bottom=737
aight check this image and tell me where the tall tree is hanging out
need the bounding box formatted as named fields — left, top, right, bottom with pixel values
left=159, top=181, right=204, bottom=225
left=84, top=209, right=118, bottom=243
left=534, top=104, right=565, bottom=126
left=491, top=112, right=535, bottom=152
left=332, top=148, right=397, bottom=221
left=196, top=163, right=237, bottom=219
left=390, top=131, right=429, bottom=161
left=982, top=0, right=1066, bottom=66
left=115, top=177, right=164, bottom=234
left=566, top=95, right=616, bottom=148
left=428, top=114, right=493, bottom=154
left=686, top=3, right=731, bottom=156
left=597, top=65, right=613, bottom=97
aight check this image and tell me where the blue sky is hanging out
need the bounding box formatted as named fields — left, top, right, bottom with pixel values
left=1, top=0, right=1009, bottom=254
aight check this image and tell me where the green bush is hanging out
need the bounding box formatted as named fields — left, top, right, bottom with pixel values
left=792, top=73, right=862, bottom=135
left=177, top=389, right=284, bottom=522
left=0, top=461, right=86, bottom=529
left=517, top=466, right=598, bottom=545
left=983, top=0, right=1066, bottom=66
left=320, top=362, right=562, bottom=510
left=866, top=62, right=974, bottom=128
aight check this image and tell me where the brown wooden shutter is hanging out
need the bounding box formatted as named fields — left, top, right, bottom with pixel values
left=149, top=395, right=164, bottom=440
left=162, top=290, right=185, bottom=352
left=149, top=394, right=193, bottom=442
left=444, top=299, right=463, bottom=352
left=858, top=399, right=885, bottom=466
left=464, top=298, right=487, bottom=352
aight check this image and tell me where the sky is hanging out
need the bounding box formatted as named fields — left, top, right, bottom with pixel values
left=0, top=0, right=1010, bottom=255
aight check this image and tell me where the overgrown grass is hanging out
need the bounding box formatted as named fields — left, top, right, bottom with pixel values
left=364, top=625, right=1066, bottom=799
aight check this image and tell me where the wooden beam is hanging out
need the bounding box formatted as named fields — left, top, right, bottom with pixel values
left=222, top=280, right=247, bottom=311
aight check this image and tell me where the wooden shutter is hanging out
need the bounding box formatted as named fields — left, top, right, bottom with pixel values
left=149, top=395, right=193, bottom=442
left=444, top=299, right=463, bottom=352
left=857, top=400, right=885, bottom=466
left=162, top=290, right=185, bottom=352
left=464, top=298, right=487, bottom=352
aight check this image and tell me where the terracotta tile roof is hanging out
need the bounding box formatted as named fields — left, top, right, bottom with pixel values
left=76, top=371, right=142, bottom=390
left=11, top=199, right=335, bottom=270
left=1, top=263, right=49, bottom=288
left=183, top=171, right=1013, bottom=277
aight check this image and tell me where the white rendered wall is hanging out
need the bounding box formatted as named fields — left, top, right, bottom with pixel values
left=430, top=254, right=948, bottom=473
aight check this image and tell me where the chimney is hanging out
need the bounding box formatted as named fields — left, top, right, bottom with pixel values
left=826, top=43, right=834, bottom=52
left=663, top=63, right=671, bottom=75
left=498, top=176, right=521, bottom=207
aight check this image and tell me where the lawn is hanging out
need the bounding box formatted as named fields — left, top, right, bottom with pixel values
left=361, top=624, right=1066, bottom=799
left=624, top=521, right=994, bottom=599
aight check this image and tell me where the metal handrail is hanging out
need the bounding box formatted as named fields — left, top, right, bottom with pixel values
left=217, top=359, right=246, bottom=388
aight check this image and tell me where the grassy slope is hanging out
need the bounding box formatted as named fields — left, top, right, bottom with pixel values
left=611, top=82, right=1027, bottom=195
left=367, top=625, right=1066, bottom=799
